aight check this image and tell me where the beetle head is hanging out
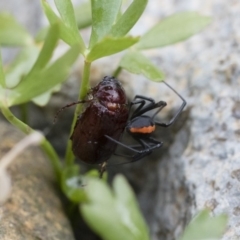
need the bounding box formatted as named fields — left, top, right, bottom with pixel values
left=92, top=76, right=128, bottom=106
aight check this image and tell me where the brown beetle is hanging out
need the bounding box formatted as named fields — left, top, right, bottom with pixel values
left=70, top=76, right=129, bottom=164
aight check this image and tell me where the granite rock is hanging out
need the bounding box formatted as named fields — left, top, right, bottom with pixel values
left=0, top=121, right=74, bottom=240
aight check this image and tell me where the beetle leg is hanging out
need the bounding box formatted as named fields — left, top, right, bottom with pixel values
left=53, top=100, right=90, bottom=123
left=99, top=161, right=107, bottom=179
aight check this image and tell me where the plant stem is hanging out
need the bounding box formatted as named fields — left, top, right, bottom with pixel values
left=1, top=106, right=62, bottom=181
left=20, top=103, right=28, bottom=124
left=0, top=51, right=6, bottom=88
left=64, top=60, right=91, bottom=166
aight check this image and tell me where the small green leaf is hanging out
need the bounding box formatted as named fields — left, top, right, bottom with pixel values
left=5, top=46, right=40, bottom=88
left=42, top=0, right=74, bottom=44
left=180, top=209, right=228, bottom=240
left=5, top=24, right=58, bottom=89
left=119, top=51, right=164, bottom=81
left=0, top=50, right=6, bottom=87
left=61, top=165, right=87, bottom=203
left=0, top=13, right=33, bottom=46
left=137, top=12, right=211, bottom=49
left=113, top=176, right=149, bottom=240
left=32, top=84, right=61, bottom=106
left=42, top=0, right=60, bottom=24
left=54, top=0, right=78, bottom=31
left=81, top=178, right=130, bottom=240
left=54, top=0, right=85, bottom=47
left=89, top=0, right=122, bottom=48
left=81, top=204, right=131, bottom=240
left=74, top=1, right=92, bottom=29
left=30, top=24, right=59, bottom=75
left=32, top=91, right=51, bottom=106
left=8, top=44, right=80, bottom=106
left=81, top=175, right=150, bottom=240
left=35, top=26, right=49, bottom=42
left=114, top=175, right=136, bottom=204
left=41, top=0, right=85, bottom=53
left=83, top=178, right=114, bottom=205
left=110, top=0, right=147, bottom=37
left=87, top=36, right=139, bottom=61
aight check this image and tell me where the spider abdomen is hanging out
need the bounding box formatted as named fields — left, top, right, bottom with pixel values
left=127, top=116, right=155, bottom=134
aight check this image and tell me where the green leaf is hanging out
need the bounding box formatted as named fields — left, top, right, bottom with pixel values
left=113, top=176, right=149, bottom=240
left=54, top=0, right=85, bottom=47
left=30, top=24, right=59, bottom=75
left=5, top=46, right=40, bottom=88
left=8, top=44, right=80, bottom=106
left=0, top=13, right=33, bottom=46
left=32, top=92, right=51, bottom=106
left=110, top=0, right=147, bottom=37
left=136, top=12, right=211, bottom=49
left=41, top=0, right=85, bottom=53
left=81, top=175, right=150, bottom=240
left=83, top=178, right=114, bottom=206
left=42, top=0, right=74, bottom=44
left=82, top=204, right=131, bottom=240
left=32, top=84, right=61, bottom=106
left=74, top=1, right=92, bottom=29
left=119, top=51, right=164, bottom=81
left=81, top=178, right=129, bottom=240
left=35, top=26, right=49, bottom=42
left=87, top=36, right=139, bottom=61
left=0, top=50, right=6, bottom=87
left=60, top=165, right=87, bottom=203
left=180, top=209, right=228, bottom=240
left=54, top=0, right=78, bottom=31
left=5, top=24, right=58, bottom=89
left=89, top=0, right=122, bottom=48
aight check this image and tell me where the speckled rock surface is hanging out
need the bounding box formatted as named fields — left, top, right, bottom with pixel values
left=0, top=121, right=75, bottom=240
left=132, top=0, right=240, bottom=239
left=175, top=2, right=240, bottom=240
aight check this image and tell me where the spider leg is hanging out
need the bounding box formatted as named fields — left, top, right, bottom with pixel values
left=105, top=135, right=144, bottom=154
left=112, top=149, right=152, bottom=164
left=105, top=135, right=163, bottom=164
left=133, top=136, right=162, bottom=151
left=130, top=95, right=156, bottom=119
left=155, top=81, right=186, bottom=127
left=132, top=95, right=155, bottom=102
left=129, top=99, right=146, bottom=118
left=135, top=100, right=167, bottom=119
left=132, top=138, right=163, bottom=162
